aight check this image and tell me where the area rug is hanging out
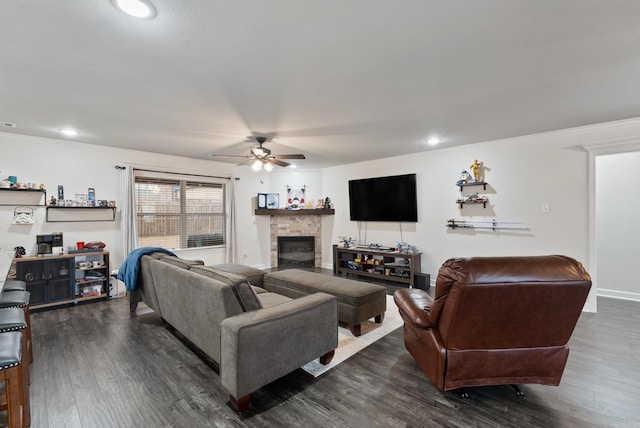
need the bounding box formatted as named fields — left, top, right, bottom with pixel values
left=301, top=294, right=402, bottom=377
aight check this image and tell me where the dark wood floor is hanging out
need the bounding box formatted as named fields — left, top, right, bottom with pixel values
left=12, top=290, right=640, bottom=427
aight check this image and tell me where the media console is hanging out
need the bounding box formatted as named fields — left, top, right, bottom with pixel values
left=333, top=244, right=421, bottom=287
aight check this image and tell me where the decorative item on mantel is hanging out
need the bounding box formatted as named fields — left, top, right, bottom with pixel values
left=286, top=185, right=305, bottom=210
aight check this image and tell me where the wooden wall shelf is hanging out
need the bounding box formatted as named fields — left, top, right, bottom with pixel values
left=255, top=209, right=335, bottom=216
left=46, top=206, right=116, bottom=222
left=0, top=187, right=47, bottom=206
left=457, top=181, right=487, bottom=191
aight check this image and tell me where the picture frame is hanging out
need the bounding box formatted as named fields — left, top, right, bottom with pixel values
left=266, top=193, right=279, bottom=209
left=257, top=193, right=267, bottom=209
left=286, top=186, right=305, bottom=210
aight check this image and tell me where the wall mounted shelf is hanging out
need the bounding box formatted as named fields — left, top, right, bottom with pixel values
left=255, top=208, right=335, bottom=216
left=456, top=199, right=488, bottom=209
left=456, top=181, right=489, bottom=208
left=0, top=188, right=47, bottom=206
left=446, top=218, right=527, bottom=230
left=46, top=206, right=116, bottom=222
left=457, top=181, right=487, bottom=191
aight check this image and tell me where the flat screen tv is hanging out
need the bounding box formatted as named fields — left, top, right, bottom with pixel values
left=348, top=174, right=418, bottom=222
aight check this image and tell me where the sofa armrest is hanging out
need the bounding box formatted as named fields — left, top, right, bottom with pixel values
left=394, top=288, right=435, bottom=329
left=220, top=292, right=338, bottom=399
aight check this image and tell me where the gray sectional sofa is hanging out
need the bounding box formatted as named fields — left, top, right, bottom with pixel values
left=128, top=253, right=338, bottom=413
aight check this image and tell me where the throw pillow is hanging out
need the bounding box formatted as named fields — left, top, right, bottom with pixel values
left=190, top=266, right=262, bottom=312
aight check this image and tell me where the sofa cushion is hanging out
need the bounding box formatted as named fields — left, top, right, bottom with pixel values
left=208, top=263, right=266, bottom=287
left=191, top=265, right=245, bottom=285
left=264, top=269, right=386, bottom=306
left=257, top=292, right=292, bottom=308
left=190, top=265, right=262, bottom=312
left=157, top=254, right=204, bottom=270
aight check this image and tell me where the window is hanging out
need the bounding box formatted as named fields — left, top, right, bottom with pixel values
left=134, top=170, right=228, bottom=250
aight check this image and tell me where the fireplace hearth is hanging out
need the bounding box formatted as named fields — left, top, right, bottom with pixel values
left=278, top=236, right=315, bottom=269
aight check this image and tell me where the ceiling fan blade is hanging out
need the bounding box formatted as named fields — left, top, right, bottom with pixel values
left=269, top=158, right=290, bottom=167
left=236, top=158, right=257, bottom=166
left=210, top=154, right=253, bottom=159
left=273, top=154, right=306, bottom=160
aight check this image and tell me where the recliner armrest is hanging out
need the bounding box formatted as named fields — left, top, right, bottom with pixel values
left=394, top=288, right=435, bottom=329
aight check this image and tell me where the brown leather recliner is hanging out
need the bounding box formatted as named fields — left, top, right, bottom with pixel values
left=394, top=255, right=591, bottom=393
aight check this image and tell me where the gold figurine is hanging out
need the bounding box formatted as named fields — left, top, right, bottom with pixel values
left=470, top=159, right=482, bottom=182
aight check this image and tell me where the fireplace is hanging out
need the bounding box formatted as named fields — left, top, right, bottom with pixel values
left=278, top=236, right=315, bottom=269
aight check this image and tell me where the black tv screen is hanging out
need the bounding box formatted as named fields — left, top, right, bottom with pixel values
left=349, top=174, right=418, bottom=222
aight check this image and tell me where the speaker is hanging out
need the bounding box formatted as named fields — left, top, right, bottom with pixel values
left=413, top=272, right=430, bottom=290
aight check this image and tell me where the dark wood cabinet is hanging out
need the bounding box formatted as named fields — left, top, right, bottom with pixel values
left=333, top=245, right=421, bottom=287
left=16, top=257, right=74, bottom=305
left=14, top=250, right=110, bottom=309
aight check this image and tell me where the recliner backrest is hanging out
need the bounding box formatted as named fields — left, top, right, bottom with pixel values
left=431, top=256, right=591, bottom=350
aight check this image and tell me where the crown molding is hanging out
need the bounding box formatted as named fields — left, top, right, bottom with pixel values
left=581, top=136, right=640, bottom=155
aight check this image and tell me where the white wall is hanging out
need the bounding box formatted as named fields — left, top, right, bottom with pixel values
left=0, top=133, right=264, bottom=268
left=596, top=151, right=640, bottom=301
left=321, top=135, right=590, bottom=276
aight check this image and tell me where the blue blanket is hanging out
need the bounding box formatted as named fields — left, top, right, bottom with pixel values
left=117, top=247, right=176, bottom=291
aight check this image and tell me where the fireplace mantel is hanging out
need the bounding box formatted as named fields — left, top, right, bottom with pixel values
left=255, top=209, right=335, bottom=216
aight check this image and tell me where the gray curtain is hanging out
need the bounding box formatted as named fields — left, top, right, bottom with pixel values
left=119, top=166, right=138, bottom=256
left=226, top=177, right=238, bottom=263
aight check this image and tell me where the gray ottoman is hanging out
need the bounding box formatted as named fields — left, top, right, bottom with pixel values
left=208, top=264, right=267, bottom=287
left=263, top=269, right=386, bottom=337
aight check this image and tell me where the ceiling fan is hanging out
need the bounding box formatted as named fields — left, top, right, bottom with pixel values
left=211, top=136, right=306, bottom=171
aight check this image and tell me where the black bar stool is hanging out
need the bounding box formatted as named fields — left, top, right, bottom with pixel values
left=0, top=308, right=30, bottom=426
left=0, top=332, right=26, bottom=428
left=2, top=281, right=26, bottom=292
left=0, top=292, right=32, bottom=364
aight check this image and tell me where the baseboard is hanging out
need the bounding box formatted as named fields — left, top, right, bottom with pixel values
left=597, top=288, right=640, bottom=302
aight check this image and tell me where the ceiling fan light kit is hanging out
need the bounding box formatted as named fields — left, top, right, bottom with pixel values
left=251, top=160, right=263, bottom=172
left=211, top=136, right=306, bottom=171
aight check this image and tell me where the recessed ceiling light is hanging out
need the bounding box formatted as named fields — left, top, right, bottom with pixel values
left=111, top=0, right=156, bottom=19
left=427, top=137, right=441, bottom=145
left=59, top=128, right=79, bottom=137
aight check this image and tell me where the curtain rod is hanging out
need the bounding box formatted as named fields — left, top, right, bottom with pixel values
left=115, top=165, right=237, bottom=180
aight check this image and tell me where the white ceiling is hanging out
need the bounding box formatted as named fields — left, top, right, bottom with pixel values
left=2, top=1, right=640, bottom=168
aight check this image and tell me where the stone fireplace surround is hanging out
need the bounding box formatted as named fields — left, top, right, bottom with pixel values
left=269, top=214, right=323, bottom=268
left=256, top=208, right=334, bottom=268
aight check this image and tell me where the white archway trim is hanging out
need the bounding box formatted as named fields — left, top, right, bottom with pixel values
left=582, top=136, right=640, bottom=313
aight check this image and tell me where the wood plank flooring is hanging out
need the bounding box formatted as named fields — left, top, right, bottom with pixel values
left=7, top=291, right=640, bottom=427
